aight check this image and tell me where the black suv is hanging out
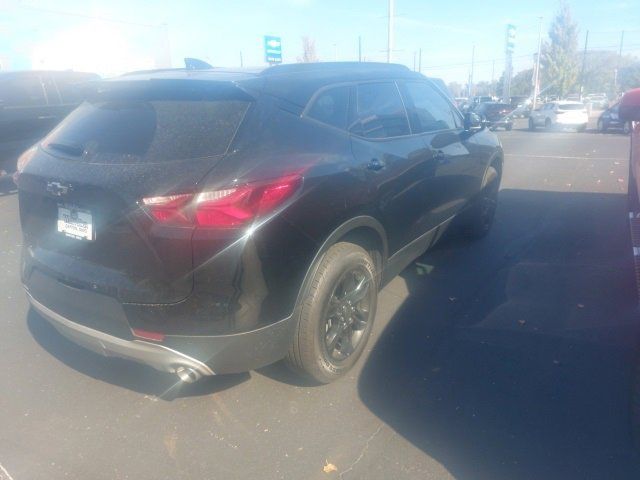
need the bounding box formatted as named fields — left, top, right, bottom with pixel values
left=0, top=70, right=99, bottom=172
left=472, top=102, right=514, bottom=131
left=17, top=63, right=503, bottom=383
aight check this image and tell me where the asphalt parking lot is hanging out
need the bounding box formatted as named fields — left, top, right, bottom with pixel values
left=1, top=118, right=639, bottom=480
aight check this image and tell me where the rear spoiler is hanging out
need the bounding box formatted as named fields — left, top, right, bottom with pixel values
left=184, top=58, right=214, bottom=70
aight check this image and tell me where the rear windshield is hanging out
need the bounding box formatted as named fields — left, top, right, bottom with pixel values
left=558, top=103, right=585, bottom=111
left=42, top=83, right=252, bottom=163
left=486, top=104, right=511, bottom=112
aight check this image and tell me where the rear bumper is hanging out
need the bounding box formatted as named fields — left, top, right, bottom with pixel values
left=28, top=290, right=296, bottom=377
left=556, top=118, right=588, bottom=126
left=488, top=119, right=512, bottom=127
left=24, top=267, right=297, bottom=377
left=28, top=293, right=215, bottom=378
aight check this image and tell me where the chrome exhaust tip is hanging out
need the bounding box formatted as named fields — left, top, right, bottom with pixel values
left=175, top=366, right=201, bottom=383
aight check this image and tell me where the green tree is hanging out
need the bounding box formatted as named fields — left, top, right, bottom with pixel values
left=619, top=62, right=640, bottom=91
left=541, top=4, right=579, bottom=97
left=447, top=81, right=464, bottom=97
left=510, top=68, right=534, bottom=96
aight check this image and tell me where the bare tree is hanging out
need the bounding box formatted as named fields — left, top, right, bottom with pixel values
left=297, top=36, right=319, bottom=63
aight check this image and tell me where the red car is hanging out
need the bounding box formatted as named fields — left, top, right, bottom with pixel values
left=620, top=88, right=640, bottom=447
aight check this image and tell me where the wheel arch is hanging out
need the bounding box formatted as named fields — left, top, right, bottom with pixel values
left=481, top=151, right=503, bottom=189
left=292, top=216, right=388, bottom=312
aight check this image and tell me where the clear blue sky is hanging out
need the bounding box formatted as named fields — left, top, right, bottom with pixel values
left=0, top=0, right=639, bottom=82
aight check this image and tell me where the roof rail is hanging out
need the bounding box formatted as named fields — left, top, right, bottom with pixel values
left=261, top=62, right=411, bottom=76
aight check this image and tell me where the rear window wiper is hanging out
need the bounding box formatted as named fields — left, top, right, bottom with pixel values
left=45, top=142, right=84, bottom=157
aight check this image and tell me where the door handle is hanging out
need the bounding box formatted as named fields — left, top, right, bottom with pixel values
left=366, top=158, right=385, bottom=171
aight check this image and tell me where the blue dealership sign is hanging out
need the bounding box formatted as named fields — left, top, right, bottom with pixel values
left=264, top=35, right=282, bottom=64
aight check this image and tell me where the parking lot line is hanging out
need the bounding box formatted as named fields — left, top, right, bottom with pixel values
left=0, top=463, right=15, bottom=480
left=505, top=153, right=622, bottom=161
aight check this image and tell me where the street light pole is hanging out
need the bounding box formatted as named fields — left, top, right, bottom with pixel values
left=418, top=48, right=422, bottom=73
left=532, top=16, right=543, bottom=110
left=387, top=0, right=394, bottom=63
left=358, top=36, right=362, bottom=62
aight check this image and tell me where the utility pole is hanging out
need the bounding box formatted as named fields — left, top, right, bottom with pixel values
left=418, top=48, right=422, bottom=73
left=468, top=44, right=475, bottom=98
left=491, top=59, right=495, bottom=95
left=579, top=29, right=589, bottom=98
left=240, top=51, right=243, bottom=67
left=387, top=0, right=394, bottom=63
left=358, top=36, right=362, bottom=62
left=615, top=30, right=625, bottom=94
left=532, top=16, right=543, bottom=110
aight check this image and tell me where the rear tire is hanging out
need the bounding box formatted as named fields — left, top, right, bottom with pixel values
left=461, top=164, right=500, bottom=239
left=285, top=242, right=377, bottom=383
left=598, top=119, right=607, bottom=133
left=505, top=124, right=513, bottom=131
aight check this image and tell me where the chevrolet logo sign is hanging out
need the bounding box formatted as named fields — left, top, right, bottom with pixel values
left=46, top=181, right=72, bottom=197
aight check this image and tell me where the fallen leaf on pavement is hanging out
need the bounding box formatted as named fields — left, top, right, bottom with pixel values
left=518, top=319, right=526, bottom=326
left=577, top=303, right=584, bottom=308
left=323, top=462, right=338, bottom=473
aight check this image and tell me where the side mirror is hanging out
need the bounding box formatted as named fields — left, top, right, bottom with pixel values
left=619, top=89, right=640, bottom=122
left=464, top=112, right=483, bottom=132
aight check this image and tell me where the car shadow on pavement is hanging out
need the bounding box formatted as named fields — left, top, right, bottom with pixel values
left=359, top=188, right=640, bottom=480
left=27, top=309, right=249, bottom=400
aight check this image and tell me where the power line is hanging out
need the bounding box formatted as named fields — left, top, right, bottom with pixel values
left=17, top=4, right=161, bottom=28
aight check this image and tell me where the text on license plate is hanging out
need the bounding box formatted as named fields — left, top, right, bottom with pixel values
left=57, top=206, right=93, bottom=241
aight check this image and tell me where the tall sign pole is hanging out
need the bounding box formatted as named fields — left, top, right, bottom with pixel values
left=579, top=30, right=589, bottom=98
left=532, top=17, right=543, bottom=110
left=504, top=24, right=516, bottom=103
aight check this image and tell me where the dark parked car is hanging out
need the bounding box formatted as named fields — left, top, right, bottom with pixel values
left=0, top=70, right=99, bottom=172
left=472, top=102, right=514, bottom=130
left=597, top=103, right=631, bottom=134
left=620, top=88, right=640, bottom=447
left=16, top=62, right=503, bottom=384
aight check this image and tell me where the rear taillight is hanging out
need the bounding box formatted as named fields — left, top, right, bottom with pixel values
left=142, top=174, right=303, bottom=228
left=12, top=144, right=38, bottom=184
left=142, top=193, right=193, bottom=225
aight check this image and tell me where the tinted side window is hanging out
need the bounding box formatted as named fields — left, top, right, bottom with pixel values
left=0, top=75, right=46, bottom=107
left=402, top=81, right=457, bottom=133
left=307, top=86, right=349, bottom=130
left=351, top=82, right=410, bottom=138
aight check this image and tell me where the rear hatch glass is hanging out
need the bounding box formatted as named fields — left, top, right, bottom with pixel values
left=43, top=81, right=251, bottom=164
left=21, top=80, right=253, bottom=305
left=558, top=103, right=585, bottom=111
